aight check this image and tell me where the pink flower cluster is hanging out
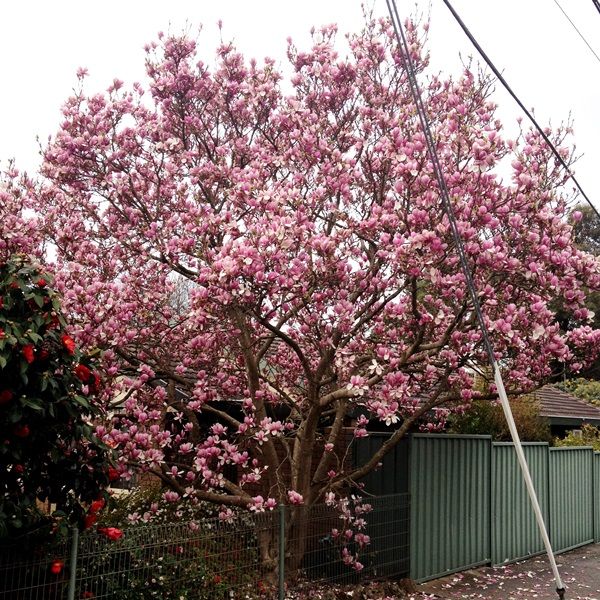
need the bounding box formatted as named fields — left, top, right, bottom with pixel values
left=328, top=493, right=373, bottom=572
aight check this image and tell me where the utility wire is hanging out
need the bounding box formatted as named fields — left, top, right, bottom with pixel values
left=593, top=0, right=600, bottom=17
left=441, top=0, right=600, bottom=221
left=386, top=1, right=496, bottom=366
left=384, top=0, right=566, bottom=597
left=552, top=0, right=600, bottom=65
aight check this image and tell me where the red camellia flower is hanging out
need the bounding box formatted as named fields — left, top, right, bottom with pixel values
left=22, top=344, right=35, bottom=364
left=37, top=278, right=47, bottom=287
left=0, top=390, right=13, bottom=405
left=89, top=372, right=101, bottom=395
left=38, top=348, right=50, bottom=361
left=61, top=334, right=76, bottom=355
left=74, top=364, right=92, bottom=382
left=82, top=592, right=94, bottom=599
left=83, top=513, right=98, bottom=529
left=14, top=464, right=24, bottom=474
left=98, top=527, right=123, bottom=541
left=89, top=498, right=105, bottom=514
left=13, top=424, right=30, bottom=438
left=108, top=467, right=120, bottom=482
left=50, top=560, right=64, bottom=575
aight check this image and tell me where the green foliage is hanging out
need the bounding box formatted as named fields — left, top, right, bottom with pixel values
left=554, top=423, right=600, bottom=451
left=557, top=377, right=600, bottom=406
left=448, top=395, right=552, bottom=442
left=572, top=203, right=600, bottom=256
left=92, top=489, right=270, bottom=598
left=0, top=254, right=112, bottom=539
left=74, top=528, right=266, bottom=600
left=76, top=531, right=211, bottom=600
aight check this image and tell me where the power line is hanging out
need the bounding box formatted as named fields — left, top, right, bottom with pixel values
left=441, top=0, right=600, bottom=221
left=593, top=0, right=600, bottom=17
left=384, top=2, right=494, bottom=367
left=384, top=0, right=566, bottom=597
left=552, top=0, right=600, bottom=65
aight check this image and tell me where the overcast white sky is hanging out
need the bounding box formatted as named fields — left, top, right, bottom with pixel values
left=1, top=0, right=598, bottom=207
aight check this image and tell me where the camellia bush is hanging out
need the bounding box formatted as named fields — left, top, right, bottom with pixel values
left=6, top=15, right=600, bottom=573
left=0, top=255, right=112, bottom=538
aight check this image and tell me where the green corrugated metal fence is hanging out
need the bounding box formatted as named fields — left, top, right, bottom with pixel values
left=409, top=435, right=491, bottom=582
left=491, top=443, right=549, bottom=565
left=355, top=435, right=409, bottom=494
left=595, top=453, right=600, bottom=543
left=355, top=433, right=600, bottom=582
left=548, top=447, right=595, bottom=552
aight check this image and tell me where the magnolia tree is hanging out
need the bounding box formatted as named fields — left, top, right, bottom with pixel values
left=11, top=17, right=600, bottom=570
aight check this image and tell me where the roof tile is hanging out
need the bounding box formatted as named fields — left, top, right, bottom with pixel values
left=535, top=385, right=600, bottom=422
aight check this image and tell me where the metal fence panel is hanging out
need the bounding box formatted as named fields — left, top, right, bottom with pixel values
left=295, top=494, right=410, bottom=584
left=491, top=443, right=549, bottom=565
left=410, top=434, right=491, bottom=582
left=75, top=516, right=277, bottom=600
left=354, top=435, right=409, bottom=495
left=594, top=452, right=600, bottom=543
left=549, top=447, right=595, bottom=553
left=359, top=494, right=410, bottom=579
left=0, top=534, right=70, bottom=600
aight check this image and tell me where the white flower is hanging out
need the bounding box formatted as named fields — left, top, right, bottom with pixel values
left=532, top=324, right=545, bottom=340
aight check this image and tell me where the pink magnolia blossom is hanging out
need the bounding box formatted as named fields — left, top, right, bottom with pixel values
left=287, top=490, right=304, bottom=505
left=163, top=490, right=180, bottom=503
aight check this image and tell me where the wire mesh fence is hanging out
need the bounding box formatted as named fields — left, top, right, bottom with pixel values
left=75, top=512, right=278, bottom=600
left=0, top=533, right=70, bottom=600
left=289, top=494, right=410, bottom=585
left=0, top=493, right=409, bottom=599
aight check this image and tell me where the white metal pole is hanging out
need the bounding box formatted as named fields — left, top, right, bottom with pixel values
left=493, top=364, right=565, bottom=594
left=384, top=1, right=568, bottom=594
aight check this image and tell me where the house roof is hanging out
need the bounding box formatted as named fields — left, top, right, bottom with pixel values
left=535, top=385, right=600, bottom=425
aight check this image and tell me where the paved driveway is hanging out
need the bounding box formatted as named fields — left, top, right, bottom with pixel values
left=411, top=544, right=600, bottom=600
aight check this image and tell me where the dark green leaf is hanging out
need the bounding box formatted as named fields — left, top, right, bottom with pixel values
left=27, top=331, right=42, bottom=344
left=21, top=397, right=45, bottom=412
left=72, top=395, right=91, bottom=409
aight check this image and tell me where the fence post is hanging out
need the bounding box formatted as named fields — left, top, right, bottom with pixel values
left=278, top=504, right=285, bottom=600
left=67, top=526, right=79, bottom=600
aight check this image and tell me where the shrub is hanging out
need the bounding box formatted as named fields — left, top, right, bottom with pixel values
left=0, top=255, right=112, bottom=539
left=554, top=423, right=600, bottom=451
left=557, top=378, right=600, bottom=407
left=448, top=395, right=552, bottom=442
